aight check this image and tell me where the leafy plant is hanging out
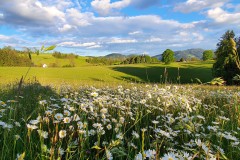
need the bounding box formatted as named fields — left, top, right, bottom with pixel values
left=207, top=77, right=225, bottom=85
left=233, top=74, right=240, bottom=85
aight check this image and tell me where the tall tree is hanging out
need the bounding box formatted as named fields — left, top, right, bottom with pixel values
left=212, top=30, right=240, bottom=85
left=202, top=50, right=214, bottom=61
left=236, top=36, right=240, bottom=55
left=161, top=49, right=175, bottom=64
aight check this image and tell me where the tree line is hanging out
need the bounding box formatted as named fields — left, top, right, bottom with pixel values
left=86, top=55, right=159, bottom=65
left=86, top=57, right=126, bottom=65
left=121, top=55, right=159, bottom=64
left=0, top=46, right=32, bottom=66
left=52, top=51, right=78, bottom=59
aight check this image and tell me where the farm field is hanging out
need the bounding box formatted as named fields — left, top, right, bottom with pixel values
left=0, top=61, right=214, bottom=86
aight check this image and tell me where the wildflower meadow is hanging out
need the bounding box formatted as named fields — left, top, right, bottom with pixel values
left=0, top=81, right=239, bottom=160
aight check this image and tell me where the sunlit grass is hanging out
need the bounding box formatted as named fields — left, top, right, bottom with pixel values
left=0, top=61, right=213, bottom=85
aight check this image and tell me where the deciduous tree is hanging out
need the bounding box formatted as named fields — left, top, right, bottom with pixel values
left=202, top=50, right=214, bottom=61
left=161, top=49, right=175, bottom=64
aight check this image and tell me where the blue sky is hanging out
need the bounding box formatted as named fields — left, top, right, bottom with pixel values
left=0, top=0, right=240, bottom=56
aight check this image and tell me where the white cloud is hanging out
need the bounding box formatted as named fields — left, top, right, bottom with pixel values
left=193, top=33, right=204, bottom=41
left=0, top=0, right=65, bottom=25
left=0, top=34, right=32, bottom=47
left=145, top=37, right=162, bottom=42
left=65, top=8, right=92, bottom=27
left=207, top=7, right=240, bottom=24
left=42, top=0, right=74, bottom=10
left=0, top=35, right=10, bottom=41
left=108, top=38, right=137, bottom=44
left=171, top=31, right=204, bottom=44
left=179, top=31, right=188, bottom=37
left=0, top=0, right=224, bottom=55
left=58, top=24, right=72, bottom=32
left=87, top=44, right=102, bottom=49
left=129, top=31, right=141, bottom=35
left=174, top=0, right=229, bottom=13
left=91, top=0, right=131, bottom=15
left=58, top=41, right=99, bottom=48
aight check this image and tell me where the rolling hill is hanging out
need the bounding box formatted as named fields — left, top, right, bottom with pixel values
left=104, top=53, right=127, bottom=58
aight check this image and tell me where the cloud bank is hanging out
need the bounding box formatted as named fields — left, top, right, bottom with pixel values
left=0, top=0, right=239, bottom=55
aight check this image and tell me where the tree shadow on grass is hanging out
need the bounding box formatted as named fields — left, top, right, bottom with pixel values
left=89, top=77, right=105, bottom=82
left=0, top=79, right=58, bottom=119
left=0, top=79, right=59, bottom=159
left=111, top=65, right=213, bottom=84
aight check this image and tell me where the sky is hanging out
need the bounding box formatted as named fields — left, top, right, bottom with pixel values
left=0, top=0, right=240, bottom=56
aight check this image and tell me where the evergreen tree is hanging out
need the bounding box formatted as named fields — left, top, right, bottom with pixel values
left=212, top=30, right=240, bottom=85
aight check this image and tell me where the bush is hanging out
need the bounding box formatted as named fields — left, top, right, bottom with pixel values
left=52, top=52, right=78, bottom=59
left=62, top=64, right=74, bottom=68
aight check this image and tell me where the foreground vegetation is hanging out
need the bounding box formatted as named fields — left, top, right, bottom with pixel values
left=0, top=81, right=239, bottom=160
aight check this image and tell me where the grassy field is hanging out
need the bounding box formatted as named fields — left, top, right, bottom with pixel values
left=0, top=60, right=214, bottom=86
left=1, top=56, right=240, bottom=160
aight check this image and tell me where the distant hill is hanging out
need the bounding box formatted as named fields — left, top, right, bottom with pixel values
left=174, top=48, right=205, bottom=60
left=104, top=53, right=141, bottom=58
left=152, top=54, right=162, bottom=61
left=153, top=48, right=207, bottom=61
left=104, top=53, right=127, bottom=58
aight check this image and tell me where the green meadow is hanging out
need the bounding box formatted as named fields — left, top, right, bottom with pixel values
left=1, top=54, right=240, bottom=160
left=0, top=54, right=214, bottom=86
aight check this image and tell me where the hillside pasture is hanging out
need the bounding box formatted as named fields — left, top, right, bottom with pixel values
left=31, top=54, right=89, bottom=67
